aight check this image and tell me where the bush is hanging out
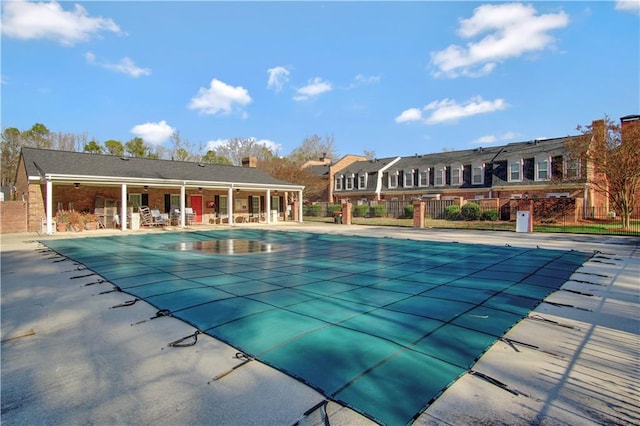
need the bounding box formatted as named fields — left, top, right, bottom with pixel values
left=328, top=204, right=342, bottom=216
left=305, top=204, right=321, bottom=217
left=404, top=204, right=414, bottom=218
left=353, top=204, right=370, bottom=217
left=461, top=203, right=481, bottom=221
left=481, top=209, right=499, bottom=221
left=445, top=205, right=461, bottom=220
left=372, top=204, right=387, bottom=217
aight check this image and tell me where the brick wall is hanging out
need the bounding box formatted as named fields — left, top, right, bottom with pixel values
left=0, top=201, right=28, bottom=233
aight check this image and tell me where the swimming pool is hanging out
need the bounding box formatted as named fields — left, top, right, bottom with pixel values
left=43, top=229, right=591, bottom=425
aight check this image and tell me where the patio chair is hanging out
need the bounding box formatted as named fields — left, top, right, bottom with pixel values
left=150, top=209, right=166, bottom=226
left=139, top=206, right=159, bottom=227
left=184, top=207, right=195, bottom=225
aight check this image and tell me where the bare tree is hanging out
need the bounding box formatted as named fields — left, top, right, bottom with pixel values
left=169, top=130, right=197, bottom=161
left=257, top=156, right=325, bottom=200
left=212, top=138, right=276, bottom=166
left=569, top=115, right=640, bottom=229
left=363, top=149, right=376, bottom=160
left=288, top=134, right=337, bottom=165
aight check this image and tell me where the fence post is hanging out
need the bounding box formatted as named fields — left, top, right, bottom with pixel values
left=413, top=200, right=425, bottom=228
left=341, top=202, right=352, bottom=225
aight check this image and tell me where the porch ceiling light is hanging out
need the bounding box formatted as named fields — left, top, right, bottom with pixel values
left=74, top=183, right=80, bottom=189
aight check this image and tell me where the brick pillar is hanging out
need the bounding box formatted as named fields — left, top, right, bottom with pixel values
left=292, top=201, right=300, bottom=221
left=413, top=200, right=425, bottom=228
left=342, top=202, right=352, bottom=225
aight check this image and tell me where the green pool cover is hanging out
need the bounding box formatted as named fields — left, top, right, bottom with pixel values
left=44, top=230, right=591, bottom=425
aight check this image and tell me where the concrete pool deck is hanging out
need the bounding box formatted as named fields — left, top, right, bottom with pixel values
left=1, top=223, right=638, bottom=425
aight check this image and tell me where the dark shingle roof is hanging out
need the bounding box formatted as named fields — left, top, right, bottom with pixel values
left=21, top=148, right=302, bottom=188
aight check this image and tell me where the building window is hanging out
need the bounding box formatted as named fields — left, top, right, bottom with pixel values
left=358, top=173, right=367, bottom=189
left=536, top=157, right=550, bottom=181
left=565, top=157, right=581, bottom=179
left=435, top=167, right=445, bottom=186
left=389, top=171, right=398, bottom=188
left=345, top=173, right=354, bottom=190
left=450, top=166, right=462, bottom=186
left=418, top=169, right=429, bottom=187
left=129, top=193, right=142, bottom=208
left=404, top=169, right=414, bottom=187
left=472, top=164, right=484, bottom=185
left=508, top=160, right=521, bottom=182
left=335, top=175, right=343, bottom=191
left=219, top=195, right=228, bottom=211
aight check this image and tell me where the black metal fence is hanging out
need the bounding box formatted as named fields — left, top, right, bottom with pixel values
left=305, top=200, right=640, bottom=236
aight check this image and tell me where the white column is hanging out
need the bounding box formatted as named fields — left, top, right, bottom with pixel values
left=46, top=179, right=53, bottom=235
left=121, top=183, right=127, bottom=231
left=266, top=189, right=271, bottom=224
left=298, top=190, right=304, bottom=222
left=228, top=187, right=234, bottom=226
left=180, top=184, right=186, bottom=228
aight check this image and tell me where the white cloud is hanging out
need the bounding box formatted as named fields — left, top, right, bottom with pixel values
left=430, top=3, right=569, bottom=78
left=615, top=0, right=640, bottom=14
left=85, top=51, right=150, bottom=78
left=293, top=77, right=333, bottom=101
left=1, top=0, right=122, bottom=46
left=472, top=131, right=519, bottom=145
left=395, top=108, right=423, bottom=124
left=395, top=96, right=508, bottom=125
left=267, top=66, right=290, bottom=92
left=349, top=74, right=381, bottom=88
left=188, top=79, right=252, bottom=115
left=130, top=120, right=174, bottom=145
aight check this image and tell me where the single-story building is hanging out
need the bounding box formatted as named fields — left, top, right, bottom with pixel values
left=14, top=148, right=305, bottom=234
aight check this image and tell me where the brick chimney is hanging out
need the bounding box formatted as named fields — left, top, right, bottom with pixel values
left=241, top=157, right=257, bottom=168
left=620, top=114, right=640, bottom=134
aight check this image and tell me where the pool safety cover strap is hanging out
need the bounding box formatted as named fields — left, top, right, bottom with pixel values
left=44, top=229, right=591, bottom=425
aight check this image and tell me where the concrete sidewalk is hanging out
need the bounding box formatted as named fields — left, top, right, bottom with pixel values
left=1, top=225, right=638, bottom=425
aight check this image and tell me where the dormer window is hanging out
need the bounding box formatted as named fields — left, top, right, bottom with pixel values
left=345, top=173, right=354, bottom=190
left=536, top=156, right=550, bottom=181
left=508, top=159, right=522, bottom=182
left=358, top=173, right=367, bottom=189
left=564, top=156, right=581, bottom=179
left=404, top=169, right=414, bottom=188
left=388, top=171, right=399, bottom=188
left=472, top=163, right=485, bottom=185
left=335, top=175, right=343, bottom=191
left=435, top=166, right=445, bottom=186
left=418, top=169, right=429, bottom=187
left=450, top=165, right=462, bottom=186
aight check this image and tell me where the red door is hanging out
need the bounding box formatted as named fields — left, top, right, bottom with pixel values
left=189, top=195, right=203, bottom=223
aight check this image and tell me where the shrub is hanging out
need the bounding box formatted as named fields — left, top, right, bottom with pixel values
left=353, top=204, right=370, bottom=217
left=461, top=203, right=481, bottom=221
left=445, top=205, right=461, bottom=220
left=373, top=204, right=387, bottom=217
left=404, top=204, right=414, bottom=219
left=305, top=204, right=321, bottom=217
left=480, top=209, right=499, bottom=221
left=328, top=204, right=342, bottom=216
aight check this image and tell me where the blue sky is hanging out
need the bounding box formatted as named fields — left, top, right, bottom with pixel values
left=2, top=1, right=639, bottom=159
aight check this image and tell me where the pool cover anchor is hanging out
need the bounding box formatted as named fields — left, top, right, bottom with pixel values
left=292, top=399, right=330, bottom=426
left=501, top=337, right=563, bottom=358
left=527, top=313, right=580, bottom=330
left=208, top=352, right=255, bottom=383
left=131, top=309, right=172, bottom=326
left=469, top=370, right=531, bottom=398
left=110, top=298, right=140, bottom=309
left=162, top=330, right=201, bottom=350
